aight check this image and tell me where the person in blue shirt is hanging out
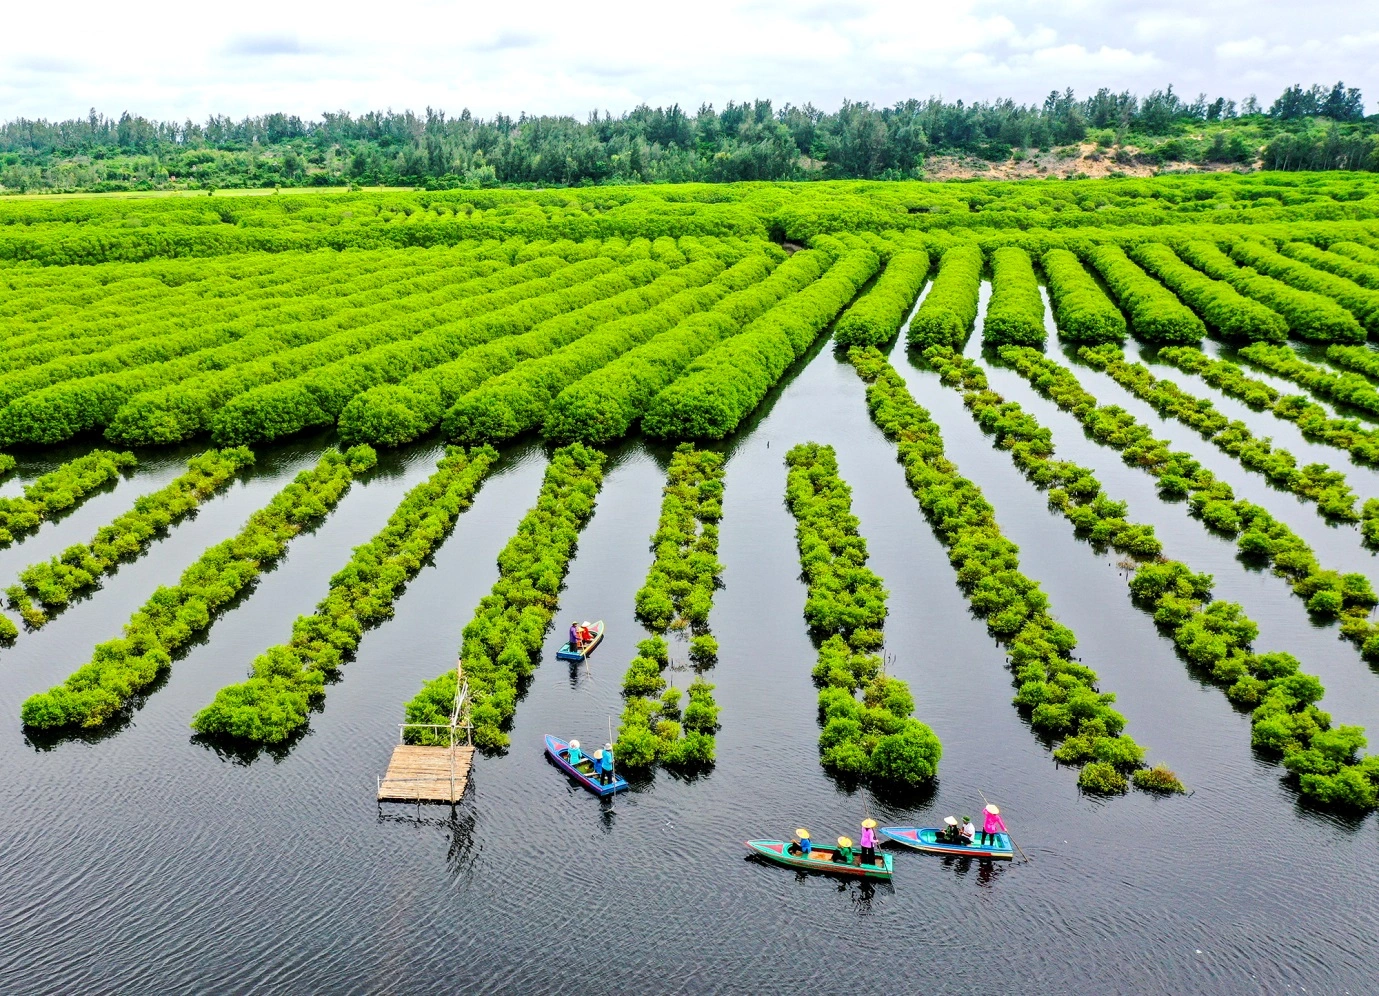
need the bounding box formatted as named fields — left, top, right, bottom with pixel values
left=567, top=739, right=583, bottom=767
left=788, top=828, right=812, bottom=856
left=592, top=749, right=605, bottom=781
left=599, top=743, right=614, bottom=785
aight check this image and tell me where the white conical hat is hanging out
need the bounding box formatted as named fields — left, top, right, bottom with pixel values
left=569, top=739, right=580, bottom=749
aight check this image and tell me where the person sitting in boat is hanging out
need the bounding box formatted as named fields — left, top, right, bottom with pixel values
left=592, top=749, right=605, bottom=782
left=960, top=816, right=976, bottom=845
left=578, top=622, right=594, bottom=647
left=940, top=816, right=961, bottom=844
left=568, top=621, right=583, bottom=651
left=567, top=739, right=583, bottom=766
left=600, top=743, right=615, bottom=785
left=788, top=828, right=812, bottom=856
left=982, top=804, right=1007, bottom=846
left=859, top=819, right=879, bottom=867
left=831, top=836, right=854, bottom=865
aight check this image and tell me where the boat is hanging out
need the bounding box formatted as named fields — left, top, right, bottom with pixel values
left=743, top=839, right=894, bottom=879
left=556, top=620, right=604, bottom=661
left=544, top=734, right=627, bottom=797
left=878, top=826, right=1014, bottom=860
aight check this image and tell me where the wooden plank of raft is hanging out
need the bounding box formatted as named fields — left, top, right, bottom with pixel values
left=377, top=745, right=476, bottom=803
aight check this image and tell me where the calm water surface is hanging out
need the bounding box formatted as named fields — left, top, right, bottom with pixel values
left=1, top=310, right=1376, bottom=994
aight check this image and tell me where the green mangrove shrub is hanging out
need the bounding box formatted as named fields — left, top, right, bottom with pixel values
left=1177, top=241, right=1364, bottom=344
left=192, top=445, right=496, bottom=744
left=834, top=249, right=929, bottom=348
left=401, top=444, right=605, bottom=750
left=783, top=442, right=940, bottom=788
left=1084, top=244, right=1206, bottom=344
left=543, top=251, right=824, bottom=445
left=1040, top=248, right=1126, bottom=344
left=0, top=449, right=137, bottom=548
left=20, top=446, right=377, bottom=731
left=6, top=447, right=254, bottom=627
left=983, top=246, right=1046, bottom=348
left=641, top=248, right=880, bottom=440
left=1230, top=240, right=1379, bottom=336
left=907, top=244, right=982, bottom=350
left=1158, top=346, right=1379, bottom=467
left=1078, top=345, right=1360, bottom=522
left=617, top=445, right=725, bottom=770
left=1238, top=343, right=1379, bottom=418
left=849, top=345, right=1162, bottom=793
left=999, top=346, right=1379, bottom=662
left=1129, top=243, right=1287, bottom=342
left=340, top=255, right=731, bottom=447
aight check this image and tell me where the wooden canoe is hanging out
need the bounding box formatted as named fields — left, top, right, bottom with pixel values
left=878, top=826, right=1013, bottom=860
left=556, top=620, right=604, bottom=661
left=544, top=734, right=627, bottom=797
left=744, top=839, right=893, bottom=879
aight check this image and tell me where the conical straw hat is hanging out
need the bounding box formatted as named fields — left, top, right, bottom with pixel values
left=944, top=816, right=959, bottom=826
left=861, top=818, right=877, bottom=829
left=985, top=804, right=999, bottom=815
left=837, top=836, right=853, bottom=848
left=796, top=828, right=811, bottom=839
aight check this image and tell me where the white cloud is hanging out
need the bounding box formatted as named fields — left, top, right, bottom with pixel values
left=0, top=0, right=1374, bottom=121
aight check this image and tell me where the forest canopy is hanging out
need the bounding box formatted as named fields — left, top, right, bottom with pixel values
left=1, top=81, right=1375, bottom=194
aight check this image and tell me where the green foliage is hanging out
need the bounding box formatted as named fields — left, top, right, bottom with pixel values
left=641, top=248, right=880, bottom=440
left=1231, top=239, right=1379, bottom=336
left=849, top=345, right=1160, bottom=789
left=834, top=249, right=930, bottom=348
left=1178, top=240, right=1364, bottom=343
left=20, top=447, right=375, bottom=730
left=1078, top=345, right=1359, bottom=522
left=0, top=449, right=136, bottom=548
left=1041, top=248, right=1126, bottom=344
left=1085, top=244, right=1205, bottom=344
left=782, top=441, right=940, bottom=787
left=982, top=247, right=1046, bottom=347
left=401, top=444, right=605, bottom=750
left=7, top=448, right=253, bottom=627
left=908, top=245, right=982, bottom=350
left=192, top=446, right=496, bottom=743
left=1078, top=761, right=1129, bottom=794
left=1129, top=243, right=1287, bottom=342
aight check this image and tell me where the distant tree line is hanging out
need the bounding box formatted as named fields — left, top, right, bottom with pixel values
left=1, top=81, right=1374, bottom=193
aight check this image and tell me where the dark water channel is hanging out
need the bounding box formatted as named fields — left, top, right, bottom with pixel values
left=1, top=315, right=1377, bottom=993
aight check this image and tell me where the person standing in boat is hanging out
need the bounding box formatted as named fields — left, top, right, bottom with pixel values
left=960, top=816, right=976, bottom=845
left=592, top=749, right=605, bottom=782
left=568, top=739, right=583, bottom=766
left=859, top=819, right=879, bottom=867
left=568, top=621, right=583, bottom=651
left=981, top=804, right=1007, bottom=846
left=600, top=743, right=615, bottom=785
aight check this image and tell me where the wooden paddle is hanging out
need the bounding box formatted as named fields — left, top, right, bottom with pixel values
left=978, top=788, right=1030, bottom=863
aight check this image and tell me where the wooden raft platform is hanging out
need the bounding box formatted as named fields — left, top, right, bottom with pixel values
left=377, top=745, right=476, bottom=804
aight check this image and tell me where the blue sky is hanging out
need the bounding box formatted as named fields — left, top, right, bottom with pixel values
left=2, top=0, right=1375, bottom=121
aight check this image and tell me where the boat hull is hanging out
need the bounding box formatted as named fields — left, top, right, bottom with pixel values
left=879, top=826, right=1013, bottom=860
left=544, top=734, right=627, bottom=796
left=744, top=839, right=893, bottom=879
left=556, top=620, right=605, bottom=661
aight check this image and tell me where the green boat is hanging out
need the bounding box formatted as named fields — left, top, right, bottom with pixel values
left=744, top=839, right=893, bottom=879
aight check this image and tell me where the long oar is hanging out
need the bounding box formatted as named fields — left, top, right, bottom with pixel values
left=978, top=788, right=1030, bottom=863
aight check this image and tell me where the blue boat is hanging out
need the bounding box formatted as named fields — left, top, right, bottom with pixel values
left=556, top=620, right=604, bottom=662
left=544, top=734, right=627, bottom=797
left=879, top=826, right=1014, bottom=860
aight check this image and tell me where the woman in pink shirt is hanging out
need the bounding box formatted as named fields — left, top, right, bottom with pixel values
left=982, top=804, right=1008, bottom=846
left=859, top=818, right=879, bottom=867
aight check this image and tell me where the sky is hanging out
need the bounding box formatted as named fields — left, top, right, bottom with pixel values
left=1, top=0, right=1376, bottom=123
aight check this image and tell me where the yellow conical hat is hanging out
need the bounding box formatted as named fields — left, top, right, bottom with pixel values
left=796, top=828, right=811, bottom=839
left=837, top=836, right=853, bottom=848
